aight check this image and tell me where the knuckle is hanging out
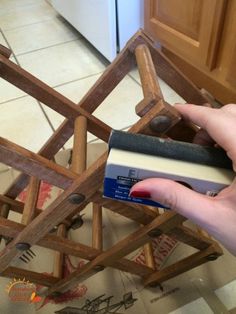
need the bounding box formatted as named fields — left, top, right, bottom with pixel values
left=222, top=104, right=236, bottom=113
left=162, top=191, right=178, bottom=209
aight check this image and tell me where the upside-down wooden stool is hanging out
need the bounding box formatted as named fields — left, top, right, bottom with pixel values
left=0, top=30, right=223, bottom=296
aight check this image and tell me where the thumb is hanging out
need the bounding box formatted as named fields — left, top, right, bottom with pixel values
left=130, top=178, right=216, bottom=226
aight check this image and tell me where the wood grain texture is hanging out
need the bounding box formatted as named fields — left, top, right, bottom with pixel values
left=21, top=177, right=40, bottom=225
left=0, top=136, right=77, bottom=189
left=3, top=42, right=134, bottom=200
left=0, top=29, right=223, bottom=289
left=0, top=194, right=71, bottom=227
left=4, top=120, right=75, bottom=199
left=0, top=217, right=153, bottom=278
left=130, top=98, right=181, bottom=135
left=1, top=30, right=192, bottom=201
left=91, top=191, right=157, bottom=225
left=0, top=152, right=108, bottom=272
left=2, top=267, right=59, bottom=287
left=0, top=194, right=40, bottom=214
left=53, top=115, right=88, bottom=279
left=71, top=116, right=87, bottom=174
left=144, top=0, right=227, bottom=70
left=144, top=243, right=156, bottom=270
left=0, top=44, right=11, bottom=58
left=53, top=224, right=67, bottom=279
left=0, top=203, right=11, bottom=243
left=143, top=244, right=223, bottom=286
left=76, top=47, right=135, bottom=113
left=1, top=29, right=207, bottom=204
left=128, top=31, right=209, bottom=105
left=45, top=211, right=185, bottom=294
left=91, top=192, right=216, bottom=251
left=166, top=225, right=214, bottom=250
left=135, top=44, right=163, bottom=99
left=92, top=203, right=103, bottom=251
left=0, top=55, right=111, bottom=143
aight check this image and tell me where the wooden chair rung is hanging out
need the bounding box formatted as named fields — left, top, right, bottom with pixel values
left=143, top=207, right=159, bottom=270
left=71, top=116, right=87, bottom=174
left=143, top=244, right=223, bottom=287
left=166, top=225, right=214, bottom=250
left=92, top=203, right=103, bottom=251
left=45, top=212, right=185, bottom=294
left=0, top=203, right=11, bottom=243
left=0, top=136, right=77, bottom=189
left=53, top=224, right=67, bottom=279
left=144, top=242, right=156, bottom=270
left=2, top=266, right=60, bottom=287
left=21, top=177, right=40, bottom=226
left=53, top=115, right=88, bottom=279
left=135, top=44, right=163, bottom=116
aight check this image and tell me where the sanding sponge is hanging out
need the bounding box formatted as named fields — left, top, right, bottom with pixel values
left=103, top=130, right=235, bottom=208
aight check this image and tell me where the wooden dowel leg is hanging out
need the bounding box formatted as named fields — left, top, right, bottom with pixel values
left=143, top=206, right=158, bottom=270
left=18, top=177, right=40, bottom=262
left=71, top=116, right=87, bottom=174
left=53, top=224, right=67, bottom=279
left=0, top=203, right=11, bottom=243
left=92, top=203, right=103, bottom=251
left=144, top=243, right=155, bottom=270
left=135, top=44, right=163, bottom=102
left=53, top=116, right=88, bottom=279
left=21, top=177, right=40, bottom=226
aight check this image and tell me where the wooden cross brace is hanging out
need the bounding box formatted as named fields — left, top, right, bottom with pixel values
left=0, top=30, right=222, bottom=295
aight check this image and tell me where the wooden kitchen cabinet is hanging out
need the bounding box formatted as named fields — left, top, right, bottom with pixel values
left=145, top=0, right=236, bottom=104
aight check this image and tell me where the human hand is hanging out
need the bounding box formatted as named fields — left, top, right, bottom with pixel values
left=130, top=104, right=236, bottom=254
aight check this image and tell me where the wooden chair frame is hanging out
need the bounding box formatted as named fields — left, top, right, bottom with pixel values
left=0, top=30, right=222, bottom=296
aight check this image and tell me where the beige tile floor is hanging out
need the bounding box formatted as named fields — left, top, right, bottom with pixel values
left=0, top=0, right=184, bottom=154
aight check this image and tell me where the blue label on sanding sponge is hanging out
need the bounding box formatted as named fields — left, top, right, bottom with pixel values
left=103, top=177, right=166, bottom=208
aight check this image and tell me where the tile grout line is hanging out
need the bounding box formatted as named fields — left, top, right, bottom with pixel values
left=52, top=71, right=105, bottom=89
left=0, top=28, right=56, bottom=134
left=0, top=0, right=51, bottom=16
left=0, top=71, right=104, bottom=106
left=0, top=13, right=56, bottom=33
left=15, top=38, right=82, bottom=57
left=128, top=72, right=141, bottom=87
left=0, top=29, right=20, bottom=66
left=0, top=95, right=28, bottom=107
left=37, top=101, right=56, bottom=133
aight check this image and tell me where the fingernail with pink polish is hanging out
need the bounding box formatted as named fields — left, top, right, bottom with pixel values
left=130, top=190, right=151, bottom=199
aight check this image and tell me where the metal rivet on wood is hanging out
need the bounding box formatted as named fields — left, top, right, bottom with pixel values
left=15, top=242, right=31, bottom=251
left=70, top=215, right=84, bottom=230
left=93, top=265, right=105, bottom=272
left=150, top=115, right=172, bottom=132
left=206, top=253, right=219, bottom=261
left=68, top=193, right=85, bottom=204
left=148, top=228, right=163, bottom=238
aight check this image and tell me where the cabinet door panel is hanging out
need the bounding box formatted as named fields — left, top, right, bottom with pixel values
left=145, top=0, right=227, bottom=69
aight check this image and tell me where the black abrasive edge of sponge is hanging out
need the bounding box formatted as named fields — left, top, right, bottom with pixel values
left=108, top=130, right=232, bottom=170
